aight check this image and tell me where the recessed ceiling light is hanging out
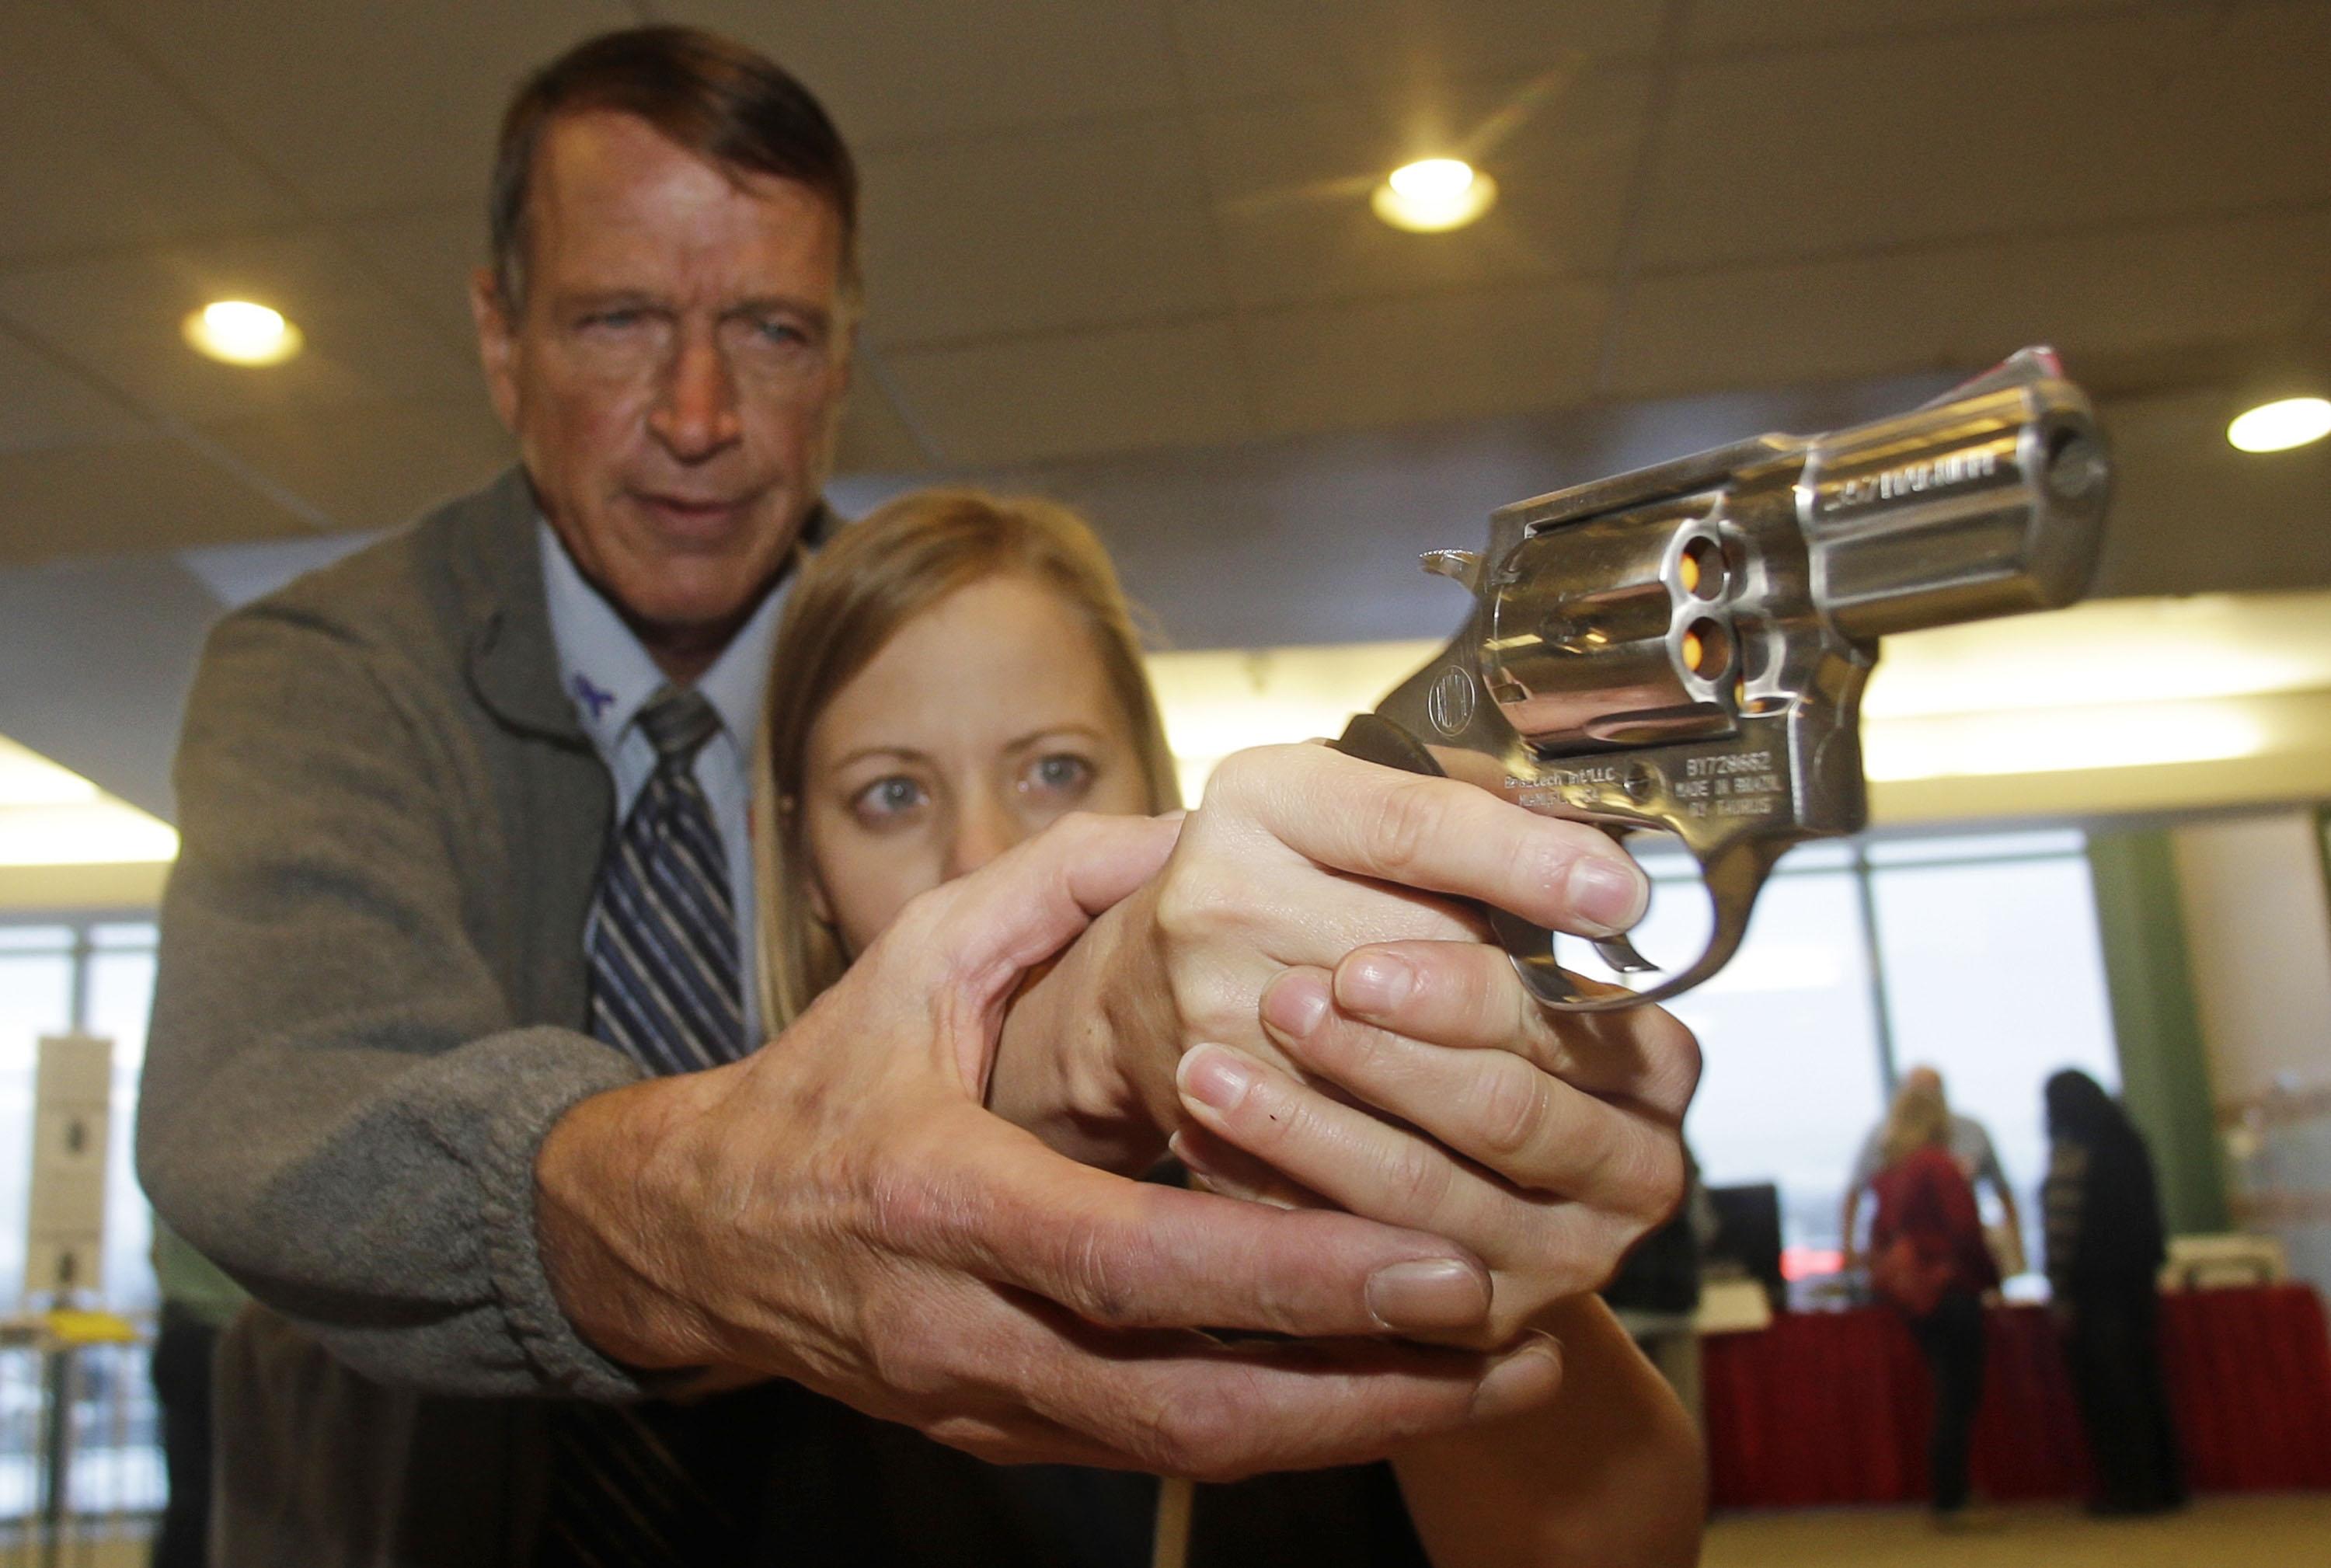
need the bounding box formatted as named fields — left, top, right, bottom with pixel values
left=2226, top=395, right=2331, bottom=454
left=183, top=299, right=303, bottom=366
left=1372, top=158, right=1497, bottom=233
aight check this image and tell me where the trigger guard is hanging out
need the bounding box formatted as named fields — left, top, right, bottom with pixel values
left=1497, top=838, right=1789, bottom=1013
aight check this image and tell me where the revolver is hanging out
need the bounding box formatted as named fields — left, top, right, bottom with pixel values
left=1336, top=347, right=2110, bottom=1012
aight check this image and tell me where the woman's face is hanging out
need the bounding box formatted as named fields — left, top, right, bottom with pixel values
left=800, top=572, right=1155, bottom=956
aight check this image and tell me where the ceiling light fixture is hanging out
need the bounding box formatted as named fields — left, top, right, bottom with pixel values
left=2227, top=395, right=2331, bottom=454
left=1371, top=158, right=1497, bottom=233
left=183, top=299, right=303, bottom=367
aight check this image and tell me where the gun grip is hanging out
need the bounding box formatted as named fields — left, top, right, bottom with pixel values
left=1333, top=712, right=1446, bottom=776
left=1332, top=715, right=1786, bottom=1013
left=1333, top=714, right=1606, bottom=1011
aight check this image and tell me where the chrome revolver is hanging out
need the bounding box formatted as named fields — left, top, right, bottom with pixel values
left=1336, top=347, right=2110, bottom=1012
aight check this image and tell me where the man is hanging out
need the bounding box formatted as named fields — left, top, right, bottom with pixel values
left=138, top=26, right=1695, bottom=1565
left=1842, top=1065, right=2025, bottom=1274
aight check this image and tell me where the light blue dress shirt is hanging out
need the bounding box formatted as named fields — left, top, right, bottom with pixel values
left=538, top=521, right=788, bottom=1044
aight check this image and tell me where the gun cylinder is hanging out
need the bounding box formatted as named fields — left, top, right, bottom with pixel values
left=1798, top=384, right=2108, bottom=643
left=1484, top=500, right=1735, bottom=752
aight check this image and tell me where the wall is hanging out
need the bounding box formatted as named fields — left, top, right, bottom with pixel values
left=2171, top=809, right=2331, bottom=1290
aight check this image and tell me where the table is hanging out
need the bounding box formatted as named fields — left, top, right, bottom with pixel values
left=1700, top=1284, right=2331, bottom=1508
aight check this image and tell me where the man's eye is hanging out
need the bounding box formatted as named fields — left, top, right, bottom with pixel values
left=579, top=308, right=647, bottom=332
left=747, top=316, right=814, bottom=349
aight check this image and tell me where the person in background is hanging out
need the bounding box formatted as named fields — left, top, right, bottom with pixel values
left=1842, top=1065, right=2024, bottom=1277
left=2044, top=1068, right=2186, bottom=1517
left=1866, top=1073, right=1999, bottom=1525
left=148, top=1221, right=245, bottom=1568
left=752, top=488, right=1706, bottom=1567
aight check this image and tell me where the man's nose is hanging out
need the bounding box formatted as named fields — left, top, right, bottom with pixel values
left=944, top=793, right=1023, bottom=881
left=648, top=329, right=742, bottom=462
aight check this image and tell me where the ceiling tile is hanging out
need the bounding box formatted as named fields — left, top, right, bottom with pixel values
left=191, top=397, right=514, bottom=535
left=79, top=0, right=636, bottom=215
left=1194, top=66, right=1650, bottom=309
left=333, top=204, right=490, bottom=354
left=2090, top=385, right=2331, bottom=599
left=0, top=437, right=316, bottom=566
left=1681, top=0, right=2157, bottom=54
left=1168, top=1, right=1662, bottom=106
left=0, top=2, right=295, bottom=263
left=0, top=329, right=147, bottom=453
left=1638, top=2, right=2331, bottom=272
left=880, top=319, right=1249, bottom=465
left=669, top=0, right=1183, bottom=148
left=0, top=228, right=479, bottom=427
left=859, top=117, right=1226, bottom=345
left=1608, top=210, right=2331, bottom=402
left=1242, top=281, right=1608, bottom=437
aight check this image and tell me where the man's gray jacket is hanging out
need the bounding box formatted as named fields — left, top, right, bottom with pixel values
left=139, top=469, right=659, bottom=1564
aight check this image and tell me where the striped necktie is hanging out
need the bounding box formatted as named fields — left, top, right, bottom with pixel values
left=542, top=687, right=749, bottom=1567
left=586, top=685, right=744, bottom=1073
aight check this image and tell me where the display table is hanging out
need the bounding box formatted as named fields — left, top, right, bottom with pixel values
left=1700, top=1284, right=2331, bottom=1508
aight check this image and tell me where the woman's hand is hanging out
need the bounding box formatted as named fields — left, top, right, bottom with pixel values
left=987, top=742, right=1697, bottom=1346
left=1170, top=941, right=1699, bottom=1347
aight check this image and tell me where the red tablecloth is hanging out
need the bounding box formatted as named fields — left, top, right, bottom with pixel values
left=1702, top=1284, right=2331, bottom=1508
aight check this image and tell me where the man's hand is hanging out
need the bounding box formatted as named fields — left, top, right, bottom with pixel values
left=986, top=744, right=1694, bottom=1346
left=535, top=812, right=1561, bottom=1478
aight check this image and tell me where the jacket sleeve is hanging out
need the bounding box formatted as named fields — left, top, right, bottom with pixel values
left=137, top=603, right=650, bottom=1400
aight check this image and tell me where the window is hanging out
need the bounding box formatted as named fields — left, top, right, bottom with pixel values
left=1, top=915, right=162, bottom=1521
left=1563, top=831, right=2120, bottom=1280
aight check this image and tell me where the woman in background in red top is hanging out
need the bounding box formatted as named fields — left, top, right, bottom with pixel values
left=1868, top=1074, right=2000, bottom=1524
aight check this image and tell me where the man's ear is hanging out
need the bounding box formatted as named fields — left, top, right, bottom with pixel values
left=470, top=266, right=521, bottom=434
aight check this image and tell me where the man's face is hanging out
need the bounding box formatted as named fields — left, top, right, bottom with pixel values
left=473, top=111, right=852, bottom=656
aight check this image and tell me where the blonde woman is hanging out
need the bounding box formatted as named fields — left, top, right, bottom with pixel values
left=1867, top=1074, right=2000, bottom=1522
left=747, top=489, right=1703, bottom=1568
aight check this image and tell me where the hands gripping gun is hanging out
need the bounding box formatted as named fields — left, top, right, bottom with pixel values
left=1336, top=347, right=2110, bottom=1012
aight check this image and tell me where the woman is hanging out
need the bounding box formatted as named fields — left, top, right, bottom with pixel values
left=2044, top=1068, right=2185, bottom=1515
left=1866, top=1073, right=1998, bottom=1522
left=751, top=488, right=1703, bottom=1567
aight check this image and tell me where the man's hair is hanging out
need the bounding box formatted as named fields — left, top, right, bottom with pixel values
left=751, top=490, right=1183, bottom=1029
left=489, top=25, right=859, bottom=310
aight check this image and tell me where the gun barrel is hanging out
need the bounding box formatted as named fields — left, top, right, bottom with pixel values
left=1801, top=377, right=2108, bottom=643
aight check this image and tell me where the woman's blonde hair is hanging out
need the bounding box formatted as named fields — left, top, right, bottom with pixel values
left=752, top=488, right=1182, bottom=1029
left=1877, top=1072, right=1952, bottom=1169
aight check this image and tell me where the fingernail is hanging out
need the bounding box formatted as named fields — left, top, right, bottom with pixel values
left=1472, top=1332, right=1562, bottom=1422
left=1260, top=973, right=1329, bottom=1039
left=1166, top=1128, right=1217, bottom=1179
left=1177, top=1044, right=1256, bottom=1113
left=1337, top=953, right=1413, bottom=1014
left=1567, top=855, right=1647, bottom=933
left=1365, top=1258, right=1490, bottom=1333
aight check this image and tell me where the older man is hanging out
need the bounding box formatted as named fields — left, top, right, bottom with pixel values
left=139, top=26, right=1695, bottom=1566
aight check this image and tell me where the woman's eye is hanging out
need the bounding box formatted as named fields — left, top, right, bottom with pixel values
left=1022, top=754, right=1095, bottom=800
left=850, top=775, right=928, bottom=822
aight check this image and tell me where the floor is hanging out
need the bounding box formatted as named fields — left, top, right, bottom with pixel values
left=5, top=1494, right=2329, bottom=1566
left=1703, top=1493, right=2331, bottom=1567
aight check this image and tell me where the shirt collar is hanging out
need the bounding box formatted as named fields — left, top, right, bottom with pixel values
left=538, top=519, right=791, bottom=758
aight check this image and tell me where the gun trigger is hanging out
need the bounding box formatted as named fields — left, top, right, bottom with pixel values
left=1592, top=935, right=1660, bottom=975
left=1419, top=549, right=1483, bottom=591
left=1489, top=908, right=1585, bottom=1006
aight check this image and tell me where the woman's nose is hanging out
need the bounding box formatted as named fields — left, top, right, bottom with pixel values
left=944, top=791, right=1023, bottom=880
